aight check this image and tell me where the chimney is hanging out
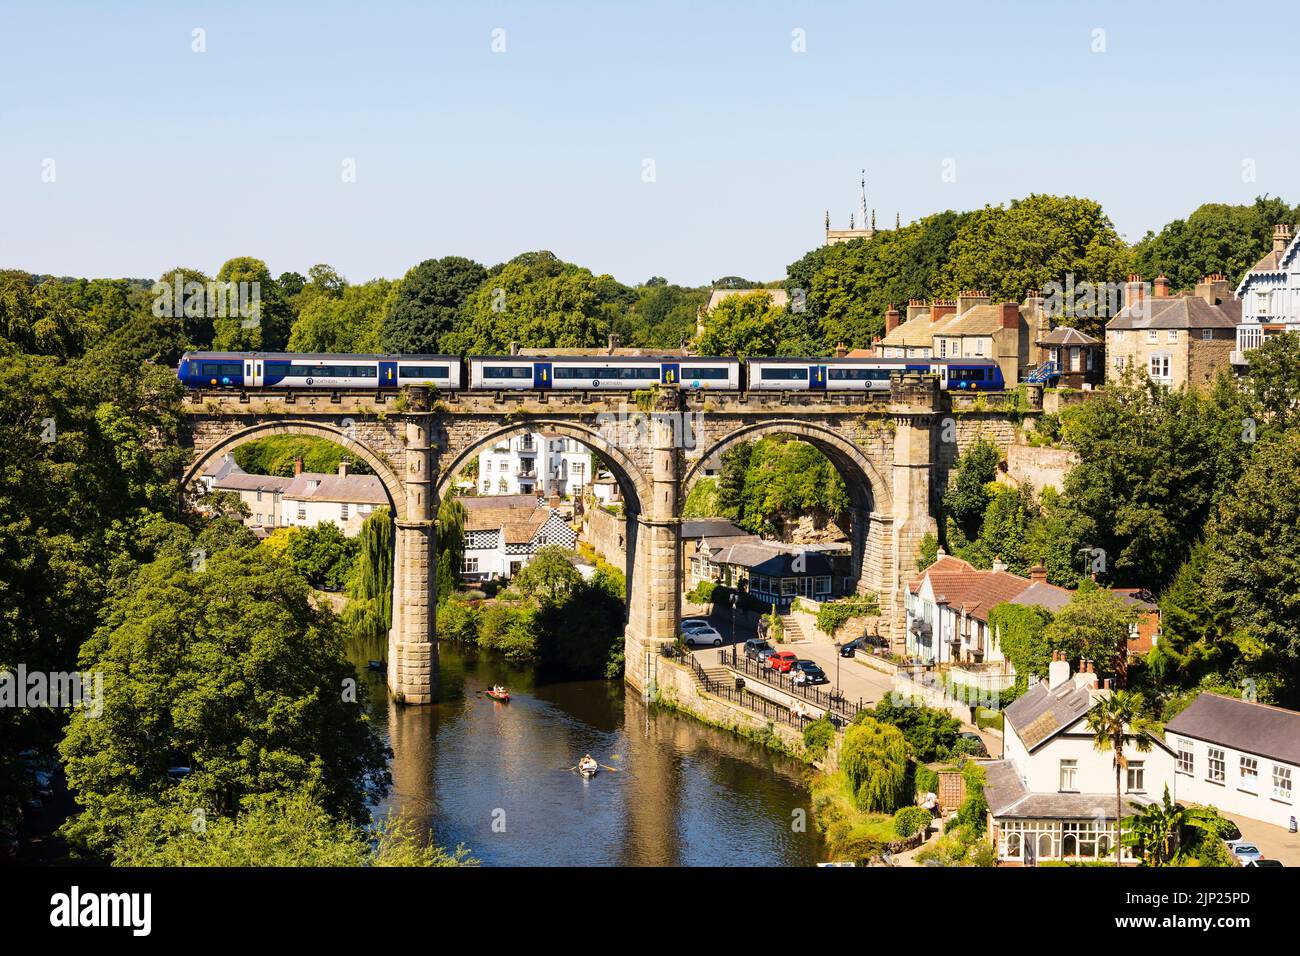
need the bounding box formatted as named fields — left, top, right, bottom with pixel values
left=509, top=341, right=519, bottom=356
left=1048, top=650, right=1071, bottom=690
left=1153, top=274, right=1170, bottom=298
left=1124, top=274, right=1146, bottom=310
left=1000, top=301, right=1020, bottom=330
left=956, top=289, right=991, bottom=314
left=338, top=458, right=350, bottom=479
left=930, top=300, right=957, bottom=326
left=991, top=555, right=1007, bottom=573
left=1194, top=273, right=1231, bottom=306
left=1274, top=224, right=1293, bottom=255
left=1029, top=563, right=1047, bottom=584
left=293, top=456, right=304, bottom=477
left=1078, top=658, right=1099, bottom=690
left=885, top=303, right=901, bottom=335
left=607, top=332, right=620, bottom=354
left=906, top=299, right=930, bottom=322
left=834, top=342, right=848, bottom=358
left=549, top=490, right=561, bottom=509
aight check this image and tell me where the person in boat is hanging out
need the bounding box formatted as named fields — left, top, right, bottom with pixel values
left=579, top=753, right=597, bottom=772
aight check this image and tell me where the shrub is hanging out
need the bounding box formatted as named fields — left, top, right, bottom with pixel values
left=913, top=765, right=939, bottom=796
left=893, top=806, right=933, bottom=839
left=436, top=598, right=479, bottom=643
left=686, top=580, right=716, bottom=605
left=839, top=718, right=910, bottom=814
left=815, top=595, right=881, bottom=637
left=802, top=718, right=836, bottom=761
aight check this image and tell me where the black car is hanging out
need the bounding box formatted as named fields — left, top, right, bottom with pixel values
left=792, top=660, right=829, bottom=685
left=840, top=637, right=866, bottom=657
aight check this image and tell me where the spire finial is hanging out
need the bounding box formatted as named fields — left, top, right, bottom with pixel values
left=896, top=212, right=900, bottom=229
left=858, top=170, right=868, bottom=234
left=825, top=209, right=830, bottom=231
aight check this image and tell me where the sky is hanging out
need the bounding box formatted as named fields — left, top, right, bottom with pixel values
left=2, top=0, right=1297, bottom=287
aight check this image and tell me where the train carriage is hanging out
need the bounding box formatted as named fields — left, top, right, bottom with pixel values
left=467, top=355, right=741, bottom=390
left=746, top=356, right=1005, bottom=391
left=178, top=352, right=463, bottom=390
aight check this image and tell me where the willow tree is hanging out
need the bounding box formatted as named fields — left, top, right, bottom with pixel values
left=840, top=717, right=910, bottom=813
left=435, top=497, right=467, bottom=603
left=343, top=508, right=394, bottom=639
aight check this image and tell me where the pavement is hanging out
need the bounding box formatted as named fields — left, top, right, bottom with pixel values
left=1229, top=814, right=1300, bottom=867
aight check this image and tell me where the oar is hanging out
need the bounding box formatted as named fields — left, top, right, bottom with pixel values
left=599, top=764, right=621, bottom=772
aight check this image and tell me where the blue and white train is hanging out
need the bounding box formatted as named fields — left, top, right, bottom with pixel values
left=178, top=352, right=1006, bottom=392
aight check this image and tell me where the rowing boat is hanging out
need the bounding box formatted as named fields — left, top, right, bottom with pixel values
left=578, top=758, right=598, bottom=777
left=486, top=687, right=510, bottom=702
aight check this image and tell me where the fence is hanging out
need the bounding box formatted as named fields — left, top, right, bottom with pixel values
left=719, top=646, right=869, bottom=723
left=668, top=646, right=830, bottom=732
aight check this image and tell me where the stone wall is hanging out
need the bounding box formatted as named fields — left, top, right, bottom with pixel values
left=581, top=505, right=627, bottom=569
left=999, top=441, right=1079, bottom=493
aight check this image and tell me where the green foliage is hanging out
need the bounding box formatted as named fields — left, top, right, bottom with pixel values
left=342, top=508, right=393, bottom=640
left=802, top=717, right=836, bottom=761
left=694, top=290, right=815, bottom=357
left=1243, top=331, right=1300, bottom=433
left=715, top=436, right=848, bottom=536
left=915, top=821, right=996, bottom=867
left=893, top=806, right=933, bottom=839
left=867, top=694, right=961, bottom=763
left=681, top=476, right=720, bottom=518
left=988, top=602, right=1055, bottom=692
left=477, top=603, right=541, bottom=662
left=1121, top=784, right=1219, bottom=867
left=435, top=497, right=467, bottom=603
left=284, top=521, right=358, bottom=591
left=1086, top=690, right=1157, bottom=861
left=231, top=435, right=373, bottom=476
left=1042, top=587, right=1138, bottom=677
left=815, top=595, right=881, bottom=638
left=59, top=546, right=390, bottom=858
left=288, top=279, right=394, bottom=353
left=954, top=762, right=988, bottom=833
left=839, top=717, right=910, bottom=813
left=613, top=279, right=708, bottom=349
left=436, top=596, right=481, bottom=643
left=379, top=256, right=487, bottom=354
left=511, top=545, right=582, bottom=605
left=112, top=789, right=475, bottom=867
left=942, top=438, right=1000, bottom=544
left=913, top=765, right=939, bottom=797
left=685, top=579, right=716, bottom=605
left=916, top=531, right=938, bottom=572
left=957, top=483, right=1038, bottom=575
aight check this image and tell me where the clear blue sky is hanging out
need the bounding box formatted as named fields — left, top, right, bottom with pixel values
left=2, top=0, right=1296, bottom=287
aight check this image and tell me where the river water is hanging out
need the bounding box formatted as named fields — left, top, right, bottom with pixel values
left=350, top=638, right=825, bottom=866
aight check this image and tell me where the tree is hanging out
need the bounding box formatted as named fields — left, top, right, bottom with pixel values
left=1243, top=331, right=1300, bottom=433
left=988, top=602, right=1055, bottom=692
left=694, top=290, right=814, bottom=357
left=682, top=476, right=720, bottom=518
left=343, top=508, right=394, bottom=640
left=868, top=694, right=960, bottom=762
left=715, top=442, right=751, bottom=522
left=615, top=280, right=708, bottom=349
left=942, top=438, right=1000, bottom=545
left=1085, top=690, right=1156, bottom=862
left=379, top=256, right=487, bottom=354
left=59, top=547, right=390, bottom=858
left=288, top=279, right=394, bottom=353
left=435, top=497, right=466, bottom=603
left=1121, top=784, right=1216, bottom=867
left=210, top=257, right=292, bottom=352
left=1042, top=588, right=1138, bottom=681
left=284, top=521, right=358, bottom=591
left=512, top=545, right=582, bottom=605
left=960, top=483, right=1038, bottom=575
left=839, top=717, right=910, bottom=813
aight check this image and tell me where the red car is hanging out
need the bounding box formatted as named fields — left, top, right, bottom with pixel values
left=769, top=651, right=798, bottom=673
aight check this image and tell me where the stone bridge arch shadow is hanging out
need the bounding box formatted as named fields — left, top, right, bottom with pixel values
left=434, top=418, right=656, bottom=654
left=680, top=419, right=897, bottom=608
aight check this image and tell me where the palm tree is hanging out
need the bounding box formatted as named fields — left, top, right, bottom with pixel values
left=1086, top=689, right=1155, bottom=863
left=1121, top=785, right=1217, bottom=866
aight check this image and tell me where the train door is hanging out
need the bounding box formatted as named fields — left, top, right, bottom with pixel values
left=533, top=362, right=552, bottom=389
left=245, top=359, right=264, bottom=388
left=661, top=363, right=679, bottom=385
left=809, top=365, right=827, bottom=390
left=938, top=364, right=948, bottom=388
left=379, top=361, right=398, bottom=388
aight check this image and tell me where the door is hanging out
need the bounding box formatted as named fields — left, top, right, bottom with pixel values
left=249, top=360, right=265, bottom=387
left=809, top=365, right=827, bottom=390
left=660, top=363, right=679, bottom=385
left=533, top=362, right=552, bottom=389
left=379, top=361, right=398, bottom=388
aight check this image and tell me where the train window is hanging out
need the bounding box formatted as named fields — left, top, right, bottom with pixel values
left=827, top=367, right=891, bottom=381
left=201, top=362, right=243, bottom=378
left=949, top=367, right=987, bottom=382
left=553, top=366, right=660, bottom=379
left=399, top=365, right=450, bottom=378
left=680, top=367, right=730, bottom=379
left=287, top=365, right=377, bottom=377
left=759, top=367, right=807, bottom=380
left=483, top=366, right=533, bottom=379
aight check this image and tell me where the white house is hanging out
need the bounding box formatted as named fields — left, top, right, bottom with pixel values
left=280, top=460, right=388, bottom=537
left=477, top=431, right=592, bottom=498
left=1232, top=223, right=1300, bottom=368
left=982, top=653, right=1177, bottom=865
left=460, top=495, right=577, bottom=582
left=1164, top=692, right=1299, bottom=832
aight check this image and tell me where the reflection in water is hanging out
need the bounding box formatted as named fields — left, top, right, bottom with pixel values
left=348, top=637, right=824, bottom=866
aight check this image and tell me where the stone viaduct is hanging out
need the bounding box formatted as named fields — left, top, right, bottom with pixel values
left=180, top=378, right=1035, bottom=704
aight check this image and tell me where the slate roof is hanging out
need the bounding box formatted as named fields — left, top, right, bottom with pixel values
left=1105, top=296, right=1241, bottom=331
left=704, top=288, right=789, bottom=312
left=282, top=473, right=388, bottom=505
left=681, top=518, right=748, bottom=540
left=1038, top=326, right=1100, bottom=347
left=981, top=759, right=1151, bottom=819
left=715, top=542, right=833, bottom=577
left=212, top=473, right=292, bottom=494
left=202, top=454, right=247, bottom=482
left=1003, top=677, right=1097, bottom=751
left=1165, top=692, right=1300, bottom=767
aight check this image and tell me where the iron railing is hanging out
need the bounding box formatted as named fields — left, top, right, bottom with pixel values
left=720, top=646, right=868, bottom=722
left=665, top=645, right=840, bottom=732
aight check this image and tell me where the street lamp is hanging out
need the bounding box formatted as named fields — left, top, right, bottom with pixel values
left=730, top=591, right=739, bottom=662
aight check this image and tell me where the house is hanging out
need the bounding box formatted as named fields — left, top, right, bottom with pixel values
left=904, top=554, right=1159, bottom=670
left=589, top=471, right=623, bottom=508
left=682, top=518, right=756, bottom=587
left=280, top=459, right=388, bottom=537
left=200, top=454, right=291, bottom=530
left=703, top=540, right=836, bottom=606
left=476, top=431, right=592, bottom=498
left=982, top=653, right=1177, bottom=865
left=1164, top=692, right=1299, bottom=831
left=460, top=495, right=577, bottom=582
left=1231, top=223, right=1300, bottom=369
left=878, top=292, right=1050, bottom=384
left=1104, top=274, right=1240, bottom=389
left=1033, top=326, right=1102, bottom=388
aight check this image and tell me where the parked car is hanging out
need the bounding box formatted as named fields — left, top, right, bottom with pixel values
left=682, top=626, right=724, bottom=648
left=681, top=618, right=711, bottom=631
left=1228, top=841, right=1263, bottom=865
left=791, top=661, right=829, bottom=685
left=957, top=732, right=989, bottom=757
left=769, top=651, right=798, bottom=673
left=743, top=639, right=773, bottom=661
left=840, top=637, right=864, bottom=657
left=1242, top=858, right=1283, bottom=867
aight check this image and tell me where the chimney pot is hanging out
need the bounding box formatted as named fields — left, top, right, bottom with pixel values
left=338, top=458, right=350, bottom=478
left=293, top=456, right=304, bottom=477
left=1029, top=563, right=1047, bottom=584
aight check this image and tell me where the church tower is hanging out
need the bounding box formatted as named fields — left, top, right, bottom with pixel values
left=825, top=169, right=879, bottom=246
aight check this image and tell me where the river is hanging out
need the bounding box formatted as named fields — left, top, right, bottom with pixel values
left=349, top=637, right=825, bottom=866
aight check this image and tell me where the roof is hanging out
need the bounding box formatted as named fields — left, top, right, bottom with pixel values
left=282, top=472, right=388, bottom=505
left=202, top=454, right=247, bottom=482
left=461, top=495, right=564, bottom=544
left=704, top=288, right=789, bottom=313
left=914, top=555, right=1039, bottom=623
left=1003, top=676, right=1097, bottom=751
left=1106, top=296, right=1241, bottom=331
left=211, top=473, right=292, bottom=494
left=1010, top=580, right=1074, bottom=613
left=880, top=312, right=944, bottom=348
left=1038, top=326, right=1101, bottom=347
left=1165, top=692, right=1300, bottom=767
left=715, top=542, right=832, bottom=577
left=516, top=347, right=689, bottom=357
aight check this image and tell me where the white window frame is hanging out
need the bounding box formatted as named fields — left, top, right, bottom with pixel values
left=462, top=556, right=479, bottom=574
left=1167, top=329, right=1178, bottom=343
left=1126, top=761, right=1145, bottom=794
left=1273, top=765, right=1292, bottom=802
left=1059, top=759, right=1078, bottom=793
left=1176, top=739, right=1193, bottom=776
left=1208, top=747, right=1225, bottom=783
left=1147, top=329, right=1158, bottom=343
left=1240, top=756, right=1259, bottom=793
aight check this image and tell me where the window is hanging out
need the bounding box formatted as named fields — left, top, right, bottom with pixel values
left=297, top=506, right=306, bottom=520
left=1149, top=353, right=1170, bottom=380
left=827, top=366, right=892, bottom=381
left=1059, top=759, right=1078, bottom=792
left=1240, top=756, right=1259, bottom=792
left=1167, top=329, right=1178, bottom=342
left=679, top=366, right=730, bottom=380
left=341, top=503, right=349, bottom=520
left=938, top=339, right=947, bottom=357
left=256, top=489, right=263, bottom=502
left=398, top=365, right=450, bottom=378
left=1273, top=765, right=1292, bottom=802
left=758, top=366, right=808, bottom=381
left=1115, top=330, right=1125, bottom=342
left=1176, top=739, right=1193, bottom=775
left=553, top=365, right=660, bottom=380
left=1208, top=747, right=1225, bottom=783
left=1202, top=329, right=1213, bottom=341
left=949, top=366, right=988, bottom=383
left=286, top=364, right=377, bottom=377
left=482, top=481, right=490, bottom=492
left=1147, top=329, right=1158, bottom=343
left=815, top=576, right=831, bottom=594
left=974, top=338, right=984, bottom=356
left=462, top=557, right=479, bottom=574
left=200, top=362, right=244, bottom=379
left=781, top=578, right=796, bottom=596
left=1126, top=761, right=1145, bottom=793
left=483, top=365, right=533, bottom=379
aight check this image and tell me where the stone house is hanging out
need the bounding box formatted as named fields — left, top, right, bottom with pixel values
left=460, top=494, right=577, bottom=582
